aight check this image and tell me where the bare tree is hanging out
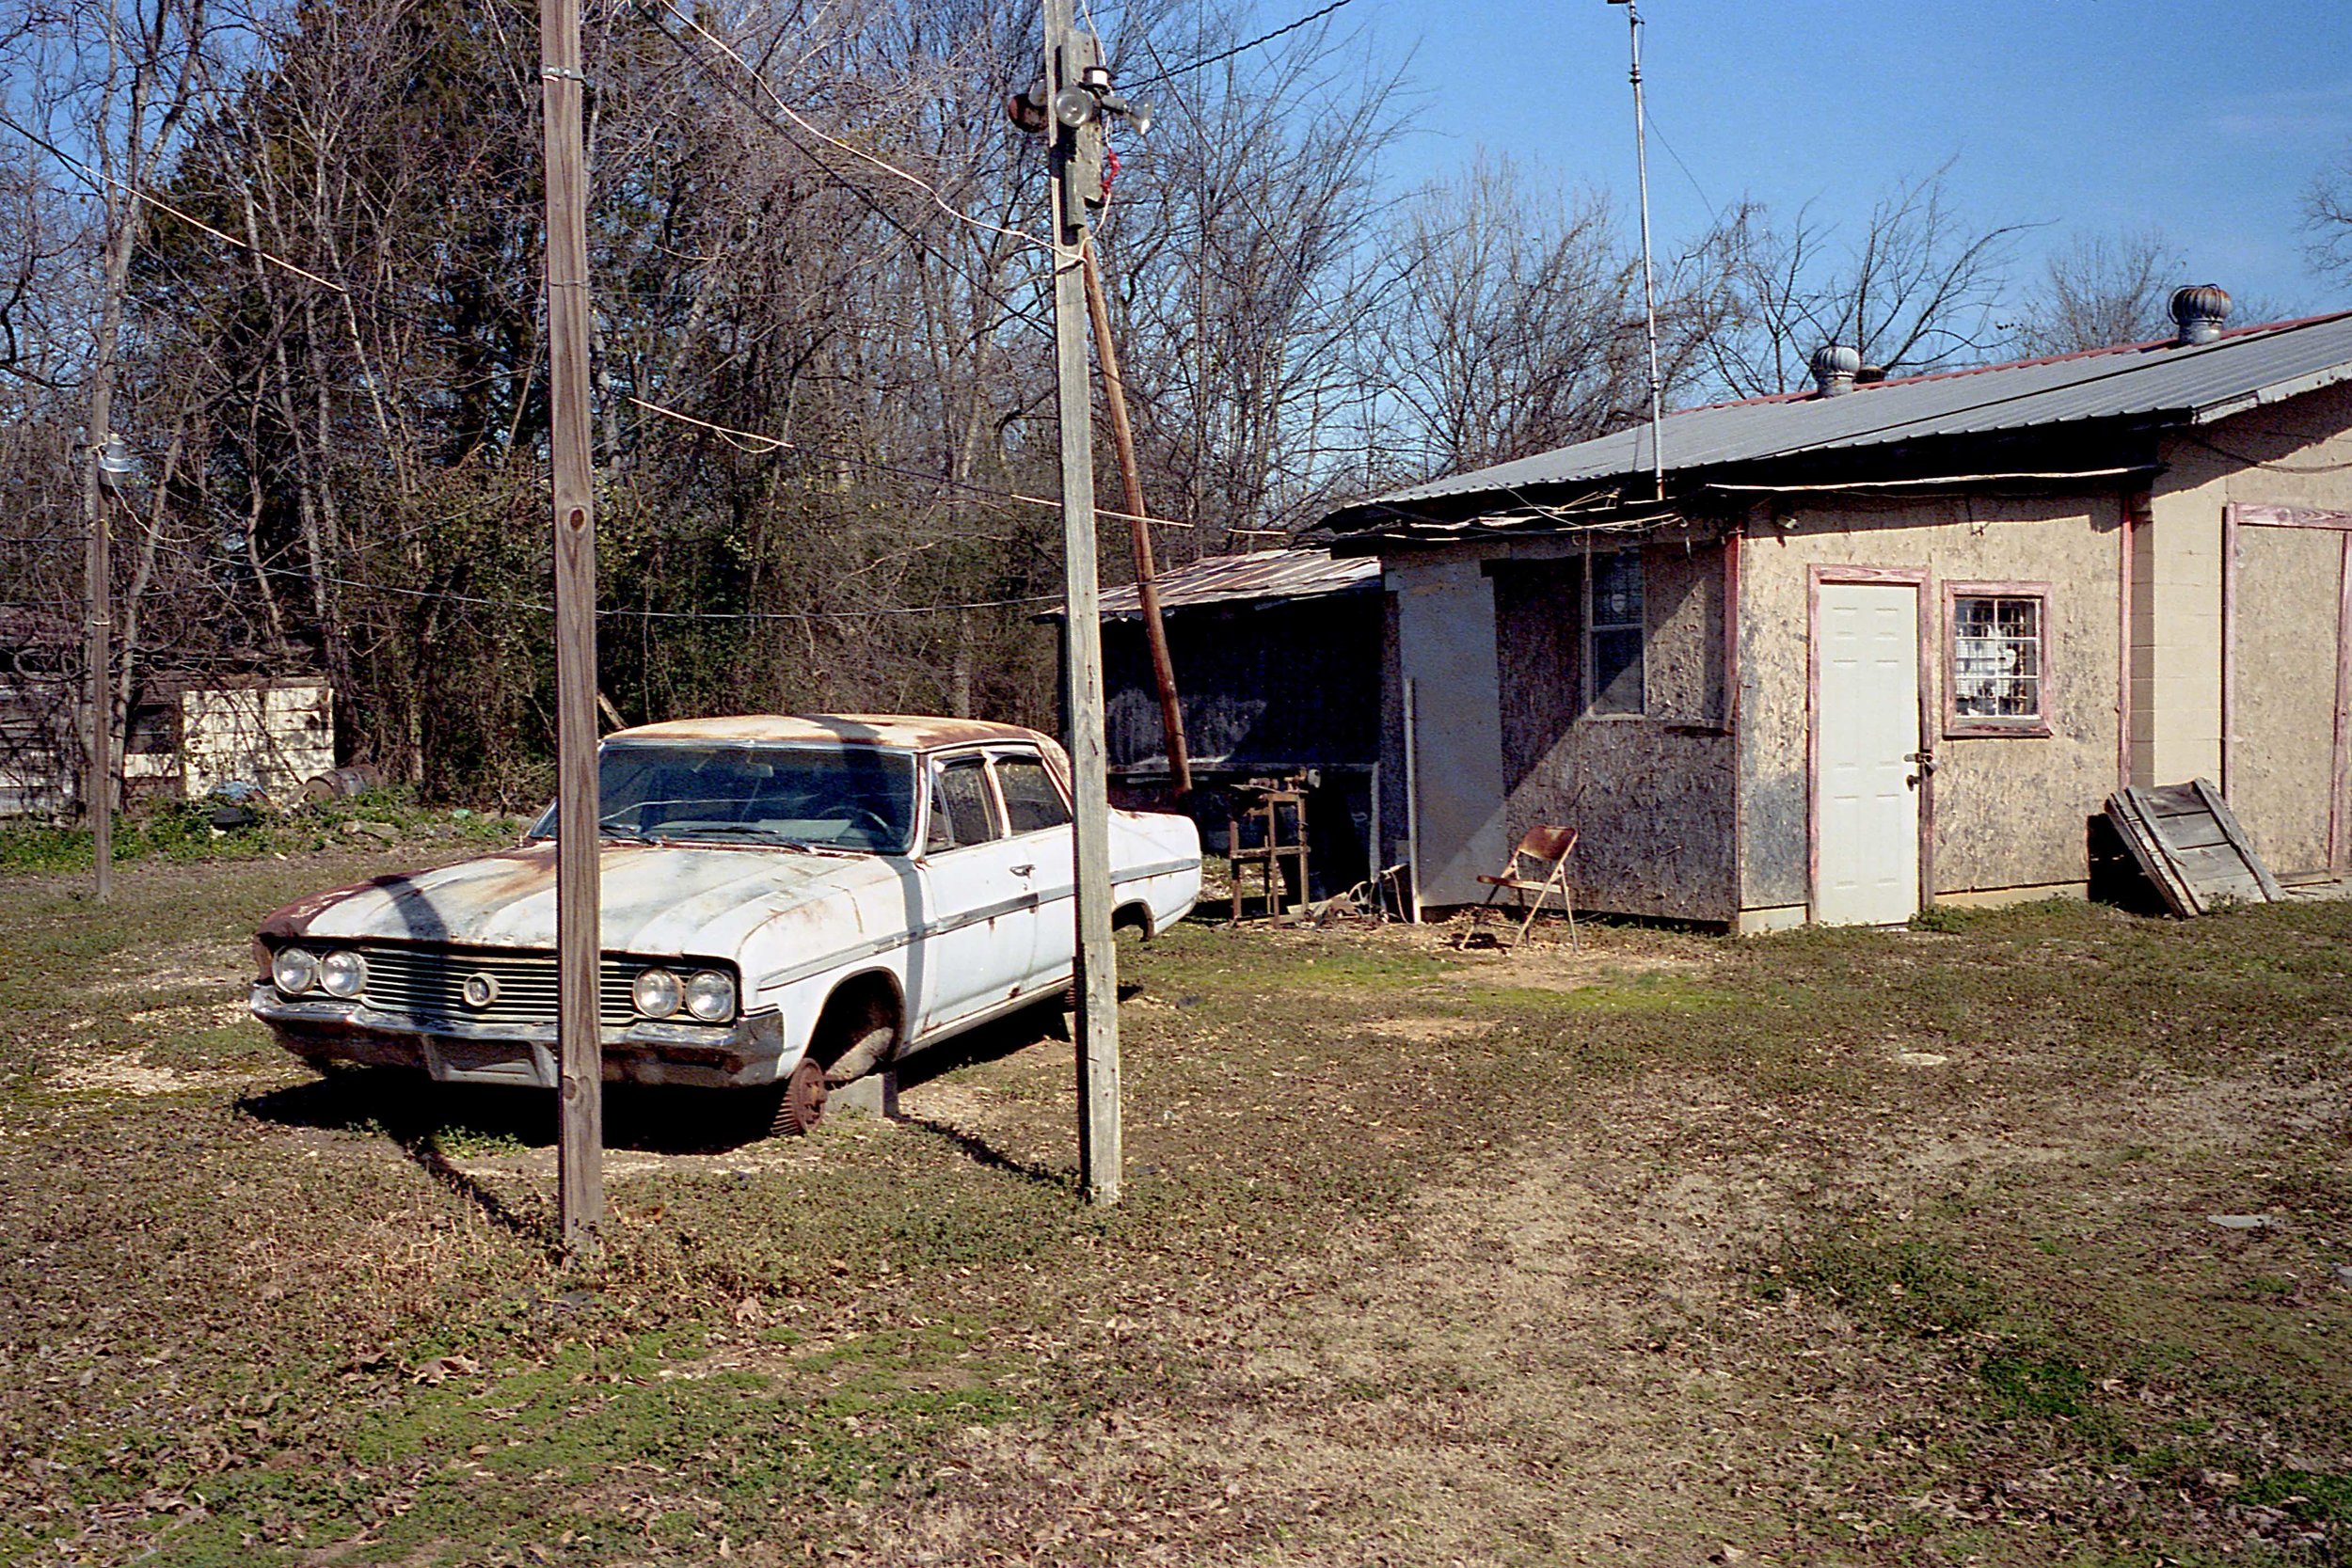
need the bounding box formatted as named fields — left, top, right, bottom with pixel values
left=1093, top=2, right=1409, bottom=548
left=2008, top=227, right=2184, bottom=356
left=1703, top=162, right=2031, bottom=396
left=2303, top=142, right=2352, bottom=286
left=1351, top=151, right=1736, bottom=479
left=1, top=0, right=218, bottom=812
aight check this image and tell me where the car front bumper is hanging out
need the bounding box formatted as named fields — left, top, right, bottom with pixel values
left=250, top=983, right=790, bottom=1089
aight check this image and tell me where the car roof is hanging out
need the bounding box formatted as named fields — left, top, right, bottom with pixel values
left=605, top=714, right=1053, bottom=752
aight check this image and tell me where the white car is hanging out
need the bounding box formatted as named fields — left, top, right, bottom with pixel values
left=250, top=716, right=1201, bottom=1132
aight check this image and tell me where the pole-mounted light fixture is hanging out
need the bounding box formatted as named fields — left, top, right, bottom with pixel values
left=1008, top=54, right=1151, bottom=140
left=96, top=434, right=140, bottom=496
left=1008, top=79, right=1050, bottom=133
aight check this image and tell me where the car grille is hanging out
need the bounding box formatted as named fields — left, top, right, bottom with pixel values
left=353, top=944, right=655, bottom=1030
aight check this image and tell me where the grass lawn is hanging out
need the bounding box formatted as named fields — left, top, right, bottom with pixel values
left=2, top=842, right=2349, bottom=1565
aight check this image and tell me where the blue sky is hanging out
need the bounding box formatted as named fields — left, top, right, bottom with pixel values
left=1356, top=0, right=2352, bottom=316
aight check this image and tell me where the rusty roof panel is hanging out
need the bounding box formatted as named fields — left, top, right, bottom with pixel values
left=1089, top=549, right=1380, bottom=619
left=1327, top=310, right=2352, bottom=527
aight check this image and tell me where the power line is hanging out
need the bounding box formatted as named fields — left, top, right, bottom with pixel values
left=310, top=569, right=1061, bottom=622
left=630, top=2, right=1066, bottom=356
left=98, top=524, right=1068, bottom=623
left=635, top=0, right=1049, bottom=255
left=1122, top=0, right=1359, bottom=87
left=627, top=395, right=1195, bottom=529
left=0, top=111, right=350, bottom=294
left=1639, top=108, right=1720, bottom=226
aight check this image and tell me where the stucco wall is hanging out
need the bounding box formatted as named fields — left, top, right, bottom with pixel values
left=2227, top=525, right=2342, bottom=874
left=1738, top=496, right=2126, bottom=912
left=2151, top=381, right=2352, bottom=876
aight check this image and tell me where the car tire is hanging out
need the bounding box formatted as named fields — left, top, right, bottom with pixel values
left=771, top=1055, right=828, bottom=1136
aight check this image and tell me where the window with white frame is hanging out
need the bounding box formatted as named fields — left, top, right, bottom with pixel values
left=1948, top=591, right=2045, bottom=731
left=1586, top=548, right=1645, bottom=715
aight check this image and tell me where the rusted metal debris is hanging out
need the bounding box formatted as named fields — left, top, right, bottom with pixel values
left=1092, top=549, right=1379, bottom=619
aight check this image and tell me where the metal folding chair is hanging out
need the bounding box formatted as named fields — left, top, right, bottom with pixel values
left=1471, top=825, right=1580, bottom=950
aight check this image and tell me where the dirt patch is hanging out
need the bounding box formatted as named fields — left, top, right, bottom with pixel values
left=1360, top=1016, right=1494, bottom=1043
left=95, top=938, right=250, bottom=999
left=1438, top=945, right=1715, bottom=994
left=862, top=1067, right=1877, bottom=1563
left=44, top=1049, right=257, bottom=1098
left=861, top=1027, right=2352, bottom=1567
left=123, top=1000, right=251, bottom=1029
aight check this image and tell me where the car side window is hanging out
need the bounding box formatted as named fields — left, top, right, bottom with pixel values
left=927, top=756, right=1003, bottom=851
left=993, top=753, right=1072, bottom=834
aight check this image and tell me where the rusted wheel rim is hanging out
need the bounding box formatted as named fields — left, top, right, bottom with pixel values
left=776, top=1056, right=828, bottom=1136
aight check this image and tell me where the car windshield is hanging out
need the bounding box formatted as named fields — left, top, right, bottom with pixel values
left=529, top=742, right=917, bottom=854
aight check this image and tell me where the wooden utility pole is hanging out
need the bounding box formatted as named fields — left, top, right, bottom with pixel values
left=82, top=220, right=140, bottom=908
left=1045, top=0, right=1121, bottom=1204
left=84, top=451, right=113, bottom=905
left=539, top=0, right=602, bottom=1254
left=1080, top=238, right=1189, bottom=797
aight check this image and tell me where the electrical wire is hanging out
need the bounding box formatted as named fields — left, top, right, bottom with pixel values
left=22, top=523, right=1072, bottom=623
left=629, top=2, right=1067, bottom=357
left=1121, top=0, right=1360, bottom=87
left=1638, top=108, right=1720, bottom=228
left=636, top=0, right=1050, bottom=255
left=310, top=570, right=1062, bottom=622
left=2182, top=430, right=2352, bottom=474
left=628, top=395, right=1195, bottom=529
left=0, top=111, right=350, bottom=294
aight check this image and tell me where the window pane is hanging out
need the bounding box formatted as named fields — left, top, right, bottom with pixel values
left=1587, top=550, right=1645, bottom=714
left=1952, top=595, right=2042, bottom=721
left=994, top=756, right=1071, bottom=834
left=1591, top=626, right=1645, bottom=714
left=1591, top=549, right=1644, bottom=628
left=545, top=743, right=916, bottom=851
left=927, top=758, right=1002, bottom=849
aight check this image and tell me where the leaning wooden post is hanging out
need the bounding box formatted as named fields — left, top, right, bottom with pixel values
left=539, top=0, right=602, bottom=1255
left=1080, top=235, right=1189, bottom=797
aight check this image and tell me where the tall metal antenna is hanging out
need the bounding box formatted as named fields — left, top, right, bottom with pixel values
left=1610, top=0, right=1666, bottom=499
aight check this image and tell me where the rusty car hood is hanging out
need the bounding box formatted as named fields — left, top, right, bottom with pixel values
left=278, top=841, right=901, bottom=958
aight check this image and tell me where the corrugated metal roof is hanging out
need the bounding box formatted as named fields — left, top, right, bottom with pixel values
left=1330, top=310, right=2352, bottom=526
left=1093, top=549, right=1379, bottom=618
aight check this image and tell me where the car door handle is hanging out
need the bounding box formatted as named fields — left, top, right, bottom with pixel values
left=1010, top=863, right=1035, bottom=878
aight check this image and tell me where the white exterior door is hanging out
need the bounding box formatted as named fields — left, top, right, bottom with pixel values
left=1814, top=581, right=1922, bottom=926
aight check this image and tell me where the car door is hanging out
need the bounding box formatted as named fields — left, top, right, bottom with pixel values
left=910, top=751, right=1040, bottom=1035
left=989, top=748, right=1077, bottom=985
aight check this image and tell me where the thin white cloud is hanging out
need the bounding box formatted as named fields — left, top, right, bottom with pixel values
left=2207, top=80, right=2352, bottom=142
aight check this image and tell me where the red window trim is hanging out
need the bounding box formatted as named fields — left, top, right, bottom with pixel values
left=1943, top=579, right=2053, bottom=739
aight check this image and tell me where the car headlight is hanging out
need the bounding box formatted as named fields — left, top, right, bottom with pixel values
left=318, top=949, right=367, bottom=999
left=683, top=969, right=736, bottom=1022
left=272, top=947, right=319, bottom=996
left=631, top=967, right=681, bottom=1019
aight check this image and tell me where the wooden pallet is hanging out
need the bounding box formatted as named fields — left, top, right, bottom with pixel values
left=2102, top=779, right=2283, bottom=917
